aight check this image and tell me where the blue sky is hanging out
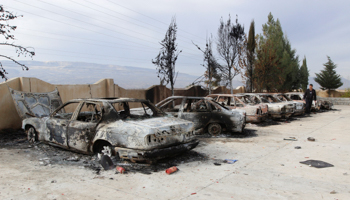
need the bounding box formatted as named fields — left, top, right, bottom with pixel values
left=1, top=0, right=350, bottom=81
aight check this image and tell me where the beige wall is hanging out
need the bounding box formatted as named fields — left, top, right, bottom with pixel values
left=0, top=77, right=243, bottom=130
left=316, top=90, right=346, bottom=97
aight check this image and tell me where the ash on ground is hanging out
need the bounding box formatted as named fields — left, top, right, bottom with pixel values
left=0, top=129, right=209, bottom=175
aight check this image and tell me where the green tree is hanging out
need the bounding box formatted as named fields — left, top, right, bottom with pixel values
left=299, top=56, right=309, bottom=91
left=0, top=5, right=35, bottom=80
left=152, top=17, right=182, bottom=97
left=280, top=37, right=300, bottom=91
left=314, top=56, right=343, bottom=96
left=254, top=13, right=301, bottom=92
left=246, top=20, right=255, bottom=92
left=254, top=13, right=284, bottom=92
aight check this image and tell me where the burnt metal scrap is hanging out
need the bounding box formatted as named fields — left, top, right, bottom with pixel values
left=10, top=88, right=199, bottom=162
left=207, top=94, right=268, bottom=123
left=155, top=96, right=246, bottom=136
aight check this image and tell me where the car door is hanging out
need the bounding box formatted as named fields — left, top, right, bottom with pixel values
left=46, top=101, right=82, bottom=147
left=66, top=102, right=102, bottom=152
left=180, top=98, right=211, bottom=130
left=157, top=98, right=183, bottom=118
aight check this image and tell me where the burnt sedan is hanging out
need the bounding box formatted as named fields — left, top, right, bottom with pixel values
left=10, top=88, right=198, bottom=162
left=207, top=94, right=268, bottom=123
left=272, top=93, right=305, bottom=116
left=242, top=93, right=294, bottom=119
left=156, top=96, right=246, bottom=136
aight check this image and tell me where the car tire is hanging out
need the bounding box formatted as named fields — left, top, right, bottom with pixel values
left=208, top=123, right=222, bottom=136
left=100, top=155, right=114, bottom=170
left=26, top=127, right=37, bottom=143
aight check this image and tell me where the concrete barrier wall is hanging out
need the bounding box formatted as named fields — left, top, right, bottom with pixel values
left=317, top=97, right=350, bottom=105
left=0, top=77, right=244, bottom=130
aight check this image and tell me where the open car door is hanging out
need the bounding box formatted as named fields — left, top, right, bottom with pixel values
left=9, top=88, right=64, bottom=120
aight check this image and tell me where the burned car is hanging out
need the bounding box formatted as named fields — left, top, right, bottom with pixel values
left=272, top=93, right=305, bottom=116
left=285, top=92, right=333, bottom=110
left=242, top=93, right=294, bottom=119
left=10, top=88, right=198, bottom=162
left=207, top=94, right=268, bottom=123
left=156, top=96, right=246, bottom=136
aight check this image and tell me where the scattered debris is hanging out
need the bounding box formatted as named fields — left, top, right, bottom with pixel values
left=284, top=137, right=297, bottom=141
left=307, top=137, right=316, bottom=142
left=165, top=166, right=178, bottom=174
left=295, top=146, right=301, bottom=149
left=65, top=156, right=80, bottom=162
left=213, top=163, right=221, bottom=166
left=51, top=180, right=57, bottom=183
left=116, top=166, right=125, bottom=174
left=343, top=172, right=348, bottom=176
left=299, top=160, right=334, bottom=168
left=191, top=193, right=197, bottom=195
left=224, top=159, right=238, bottom=164
left=330, top=190, right=337, bottom=194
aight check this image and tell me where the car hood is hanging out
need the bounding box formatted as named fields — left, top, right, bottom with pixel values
left=9, top=88, right=64, bottom=120
left=126, top=116, right=194, bottom=130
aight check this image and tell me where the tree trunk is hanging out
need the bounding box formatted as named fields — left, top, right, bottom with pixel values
left=229, top=68, right=233, bottom=94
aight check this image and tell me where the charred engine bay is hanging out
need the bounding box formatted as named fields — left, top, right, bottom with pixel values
left=0, top=129, right=211, bottom=175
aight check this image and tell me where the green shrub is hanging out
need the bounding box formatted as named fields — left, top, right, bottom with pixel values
left=341, top=88, right=350, bottom=97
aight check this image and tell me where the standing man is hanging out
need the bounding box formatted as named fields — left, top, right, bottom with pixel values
left=303, top=84, right=317, bottom=115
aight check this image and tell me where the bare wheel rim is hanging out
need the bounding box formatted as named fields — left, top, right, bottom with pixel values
left=101, top=146, right=112, bottom=157
left=208, top=123, right=222, bottom=136
left=27, top=127, right=36, bottom=143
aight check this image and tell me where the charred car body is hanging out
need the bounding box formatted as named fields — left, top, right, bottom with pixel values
left=272, top=93, right=305, bottom=116
left=156, top=96, right=246, bottom=136
left=242, top=93, right=294, bottom=119
left=207, top=94, right=268, bottom=123
left=285, top=92, right=333, bottom=110
left=10, top=88, right=198, bottom=162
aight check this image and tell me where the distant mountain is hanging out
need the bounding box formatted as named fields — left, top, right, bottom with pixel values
left=309, top=77, right=350, bottom=90
left=1, top=61, right=244, bottom=89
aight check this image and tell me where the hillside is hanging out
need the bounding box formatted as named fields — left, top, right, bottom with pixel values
left=1, top=61, right=244, bottom=89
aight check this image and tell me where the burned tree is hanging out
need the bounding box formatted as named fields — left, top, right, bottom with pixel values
left=216, top=15, right=245, bottom=94
left=0, top=5, right=35, bottom=80
left=152, top=17, right=182, bottom=97
left=193, top=36, right=221, bottom=94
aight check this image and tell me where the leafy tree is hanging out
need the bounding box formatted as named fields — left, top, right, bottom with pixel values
left=0, top=5, right=35, bottom=80
left=314, top=56, right=343, bottom=96
left=216, top=15, right=245, bottom=94
left=246, top=20, right=255, bottom=93
left=254, top=13, right=301, bottom=92
left=254, top=13, right=284, bottom=92
left=299, top=56, right=309, bottom=91
left=193, top=36, right=221, bottom=94
left=152, top=17, right=182, bottom=96
left=280, top=37, right=300, bottom=91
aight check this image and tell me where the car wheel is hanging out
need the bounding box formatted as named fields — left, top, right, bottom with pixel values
left=26, top=127, right=37, bottom=143
left=208, top=123, right=222, bottom=136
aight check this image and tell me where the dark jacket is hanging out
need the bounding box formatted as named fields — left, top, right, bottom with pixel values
left=303, top=89, right=316, bottom=101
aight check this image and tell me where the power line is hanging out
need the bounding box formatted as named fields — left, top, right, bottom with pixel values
left=9, top=1, right=159, bottom=49
left=37, top=0, right=165, bottom=42
left=81, top=0, right=204, bottom=45
left=104, top=0, right=207, bottom=41
left=64, top=0, right=203, bottom=55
